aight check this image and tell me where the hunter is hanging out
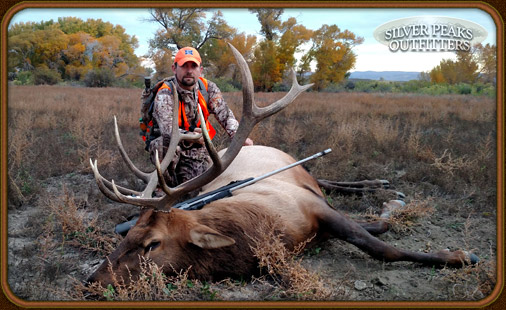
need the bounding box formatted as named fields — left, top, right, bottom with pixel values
left=147, top=47, right=253, bottom=195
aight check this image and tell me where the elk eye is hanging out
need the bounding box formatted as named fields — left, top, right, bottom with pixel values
left=144, top=241, right=161, bottom=253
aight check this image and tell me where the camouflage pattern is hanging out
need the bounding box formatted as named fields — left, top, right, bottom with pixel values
left=148, top=78, right=239, bottom=188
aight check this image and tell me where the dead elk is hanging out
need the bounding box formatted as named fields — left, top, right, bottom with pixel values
left=87, top=44, right=478, bottom=289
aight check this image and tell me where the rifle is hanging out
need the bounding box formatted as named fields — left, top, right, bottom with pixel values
left=114, top=148, right=332, bottom=236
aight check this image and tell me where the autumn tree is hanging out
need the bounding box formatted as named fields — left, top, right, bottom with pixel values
left=305, top=25, right=363, bottom=90
left=146, top=9, right=234, bottom=64
left=428, top=44, right=496, bottom=85
left=277, top=17, right=313, bottom=78
left=251, top=40, right=282, bottom=91
left=204, top=32, right=257, bottom=80
left=8, top=18, right=144, bottom=86
left=249, top=8, right=283, bottom=41
left=475, top=43, right=496, bottom=84
left=249, top=9, right=313, bottom=91
left=151, top=48, right=173, bottom=81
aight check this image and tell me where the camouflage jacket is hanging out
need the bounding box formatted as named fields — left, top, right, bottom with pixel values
left=152, top=78, right=239, bottom=141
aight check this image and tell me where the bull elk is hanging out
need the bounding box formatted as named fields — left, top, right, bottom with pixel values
left=87, top=44, right=478, bottom=288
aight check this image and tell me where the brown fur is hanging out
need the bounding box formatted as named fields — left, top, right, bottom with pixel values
left=87, top=145, right=475, bottom=287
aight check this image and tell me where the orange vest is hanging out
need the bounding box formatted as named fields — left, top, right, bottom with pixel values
left=159, top=77, right=216, bottom=139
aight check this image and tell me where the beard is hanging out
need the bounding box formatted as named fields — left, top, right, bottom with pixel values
left=178, top=75, right=196, bottom=87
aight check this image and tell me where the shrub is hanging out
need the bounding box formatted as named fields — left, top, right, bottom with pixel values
left=15, top=71, right=33, bottom=85
left=33, top=67, right=62, bottom=85
left=457, top=83, right=472, bottom=95
left=212, top=77, right=240, bottom=92
left=84, top=68, right=115, bottom=87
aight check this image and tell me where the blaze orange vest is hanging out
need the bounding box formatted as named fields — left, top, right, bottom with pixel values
left=158, top=77, right=216, bottom=139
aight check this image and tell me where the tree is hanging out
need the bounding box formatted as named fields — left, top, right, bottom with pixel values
left=248, top=8, right=283, bottom=41
left=151, top=48, right=173, bottom=81
left=249, top=9, right=313, bottom=91
left=251, top=40, right=282, bottom=91
left=204, top=32, right=257, bottom=80
left=277, top=18, right=312, bottom=78
left=429, top=48, right=482, bottom=84
left=475, top=43, right=496, bottom=84
left=306, top=25, right=363, bottom=90
left=146, top=8, right=234, bottom=59
left=8, top=18, right=144, bottom=86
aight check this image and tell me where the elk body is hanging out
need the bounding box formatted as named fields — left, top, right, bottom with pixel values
left=87, top=44, right=477, bottom=288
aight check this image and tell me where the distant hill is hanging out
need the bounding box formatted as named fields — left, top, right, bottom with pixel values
left=349, top=71, right=421, bottom=81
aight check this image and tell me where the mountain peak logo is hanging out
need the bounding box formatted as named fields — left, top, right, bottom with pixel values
left=374, top=16, right=488, bottom=52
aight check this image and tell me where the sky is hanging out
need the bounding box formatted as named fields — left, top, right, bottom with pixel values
left=8, top=6, right=497, bottom=73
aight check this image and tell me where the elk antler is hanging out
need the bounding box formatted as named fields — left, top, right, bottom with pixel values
left=90, top=43, right=313, bottom=210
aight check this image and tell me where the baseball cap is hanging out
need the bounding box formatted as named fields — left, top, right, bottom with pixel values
left=174, top=47, right=201, bottom=66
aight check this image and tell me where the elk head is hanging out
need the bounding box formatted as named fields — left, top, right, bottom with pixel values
left=87, top=43, right=313, bottom=287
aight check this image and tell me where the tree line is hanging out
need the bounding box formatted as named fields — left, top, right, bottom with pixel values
left=8, top=9, right=496, bottom=93
left=8, top=17, right=144, bottom=87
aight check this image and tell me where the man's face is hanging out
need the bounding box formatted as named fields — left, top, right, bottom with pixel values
left=173, top=61, right=202, bottom=90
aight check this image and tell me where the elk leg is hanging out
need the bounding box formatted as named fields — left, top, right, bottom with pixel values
left=318, top=179, right=405, bottom=199
left=355, top=200, right=406, bottom=235
left=318, top=206, right=478, bottom=267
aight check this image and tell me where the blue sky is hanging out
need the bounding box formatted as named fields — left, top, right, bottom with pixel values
left=8, top=7, right=497, bottom=72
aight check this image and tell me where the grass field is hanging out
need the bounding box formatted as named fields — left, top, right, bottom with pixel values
left=6, top=84, right=498, bottom=303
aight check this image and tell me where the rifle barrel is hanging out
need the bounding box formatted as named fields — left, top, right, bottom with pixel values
left=230, top=148, right=332, bottom=192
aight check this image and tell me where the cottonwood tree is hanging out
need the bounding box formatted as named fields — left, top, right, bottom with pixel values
left=146, top=9, right=235, bottom=65
left=475, top=43, right=496, bottom=84
left=428, top=44, right=496, bottom=85
left=249, top=9, right=313, bottom=91
left=206, top=33, right=257, bottom=80
left=305, top=25, right=363, bottom=91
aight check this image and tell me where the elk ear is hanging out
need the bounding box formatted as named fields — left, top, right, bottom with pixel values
left=189, top=224, right=235, bottom=249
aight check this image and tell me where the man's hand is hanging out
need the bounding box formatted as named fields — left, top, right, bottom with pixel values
left=193, top=127, right=205, bottom=145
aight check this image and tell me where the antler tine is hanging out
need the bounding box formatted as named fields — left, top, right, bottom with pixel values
left=221, top=43, right=313, bottom=166
left=109, top=179, right=164, bottom=208
left=197, top=104, right=221, bottom=168
left=91, top=116, right=162, bottom=202
left=253, top=68, right=314, bottom=121
left=113, top=116, right=151, bottom=183
left=90, top=159, right=142, bottom=201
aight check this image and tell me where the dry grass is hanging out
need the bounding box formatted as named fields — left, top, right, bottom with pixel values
left=69, top=259, right=215, bottom=301
left=6, top=85, right=497, bottom=301
left=247, top=215, right=334, bottom=300
left=42, top=186, right=117, bottom=256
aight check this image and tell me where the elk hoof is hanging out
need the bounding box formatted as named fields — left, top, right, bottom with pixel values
left=379, top=180, right=390, bottom=188
left=380, top=200, right=406, bottom=219
left=464, top=251, right=480, bottom=264
left=396, top=191, right=406, bottom=199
